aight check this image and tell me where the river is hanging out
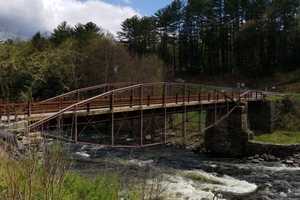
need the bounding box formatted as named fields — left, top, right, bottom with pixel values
left=66, top=144, right=300, bottom=200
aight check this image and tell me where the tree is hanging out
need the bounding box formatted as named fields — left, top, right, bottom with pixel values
left=118, top=16, right=158, bottom=55
left=50, top=21, right=73, bottom=45
left=31, top=32, right=48, bottom=50
left=73, top=22, right=103, bottom=43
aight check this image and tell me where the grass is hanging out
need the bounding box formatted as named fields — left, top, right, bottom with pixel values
left=172, top=111, right=206, bottom=131
left=0, top=143, right=164, bottom=200
left=253, top=131, right=300, bottom=145
left=266, top=93, right=300, bottom=102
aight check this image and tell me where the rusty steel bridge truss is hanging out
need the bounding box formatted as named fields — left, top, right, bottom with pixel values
left=0, top=82, right=264, bottom=148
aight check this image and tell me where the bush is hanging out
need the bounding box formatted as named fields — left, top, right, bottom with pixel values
left=0, top=145, right=134, bottom=200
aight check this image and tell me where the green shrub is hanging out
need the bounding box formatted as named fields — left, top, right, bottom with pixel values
left=0, top=145, right=142, bottom=200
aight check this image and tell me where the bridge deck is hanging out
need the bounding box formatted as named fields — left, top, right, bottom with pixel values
left=1, top=96, right=261, bottom=123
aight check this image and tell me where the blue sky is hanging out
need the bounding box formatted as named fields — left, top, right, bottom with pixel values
left=103, top=0, right=172, bottom=15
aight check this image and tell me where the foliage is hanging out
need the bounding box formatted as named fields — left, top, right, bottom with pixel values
left=0, top=22, right=164, bottom=101
left=119, top=0, right=300, bottom=77
left=254, top=131, right=300, bottom=144
left=0, top=144, right=159, bottom=200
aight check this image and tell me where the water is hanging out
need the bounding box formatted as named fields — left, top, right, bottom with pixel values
left=66, top=144, right=300, bottom=200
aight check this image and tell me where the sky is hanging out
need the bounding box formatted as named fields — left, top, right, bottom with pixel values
left=102, top=0, right=172, bottom=16
left=0, top=0, right=172, bottom=40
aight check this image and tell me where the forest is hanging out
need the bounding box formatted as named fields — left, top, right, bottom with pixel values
left=1, top=0, right=300, bottom=101
left=119, top=0, right=300, bottom=76
left=0, top=22, right=163, bottom=101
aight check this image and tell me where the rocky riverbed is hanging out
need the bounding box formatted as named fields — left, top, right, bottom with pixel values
left=64, top=144, right=300, bottom=200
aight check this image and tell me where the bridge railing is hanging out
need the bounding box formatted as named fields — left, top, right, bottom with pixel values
left=39, top=82, right=134, bottom=103
left=0, top=82, right=135, bottom=121
left=0, top=82, right=265, bottom=128
left=28, top=82, right=264, bottom=133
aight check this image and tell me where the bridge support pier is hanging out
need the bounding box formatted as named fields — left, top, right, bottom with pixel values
left=204, top=104, right=253, bottom=157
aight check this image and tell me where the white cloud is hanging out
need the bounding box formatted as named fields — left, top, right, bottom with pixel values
left=0, top=0, right=140, bottom=39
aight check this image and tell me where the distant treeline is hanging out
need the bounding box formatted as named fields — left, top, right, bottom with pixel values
left=118, top=0, right=300, bottom=76
left=1, top=0, right=300, bottom=101
left=0, top=22, right=163, bottom=101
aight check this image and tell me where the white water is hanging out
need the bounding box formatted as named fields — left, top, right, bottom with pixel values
left=160, top=170, right=257, bottom=200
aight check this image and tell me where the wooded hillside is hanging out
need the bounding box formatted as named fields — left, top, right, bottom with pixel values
left=119, top=0, right=300, bottom=77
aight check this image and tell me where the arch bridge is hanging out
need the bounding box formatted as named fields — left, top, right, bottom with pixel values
left=0, top=82, right=265, bottom=149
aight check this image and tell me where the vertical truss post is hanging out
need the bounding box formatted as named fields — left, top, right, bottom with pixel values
left=110, top=91, right=114, bottom=146
left=13, top=104, right=17, bottom=126
left=57, top=116, right=61, bottom=135
left=183, top=84, right=186, bottom=104
left=74, top=90, right=80, bottom=143
left=182, top=83, right=187, bottom=147
left=187, top=86, right=190, bottom=103
left=214, top=101, right=217, bottom=123
left=140, top=85, right=144, bottom=146
left=198, top=86, right=202, bottom=132
left=213, top=90, right=217, bottom=123
left=7, top=104, right=10, bottom=126
left=226, top=95, right=229, bottom=113
left=74, top=107, right=78, bottom=143
left=199, top=110, right=202, bottom=133
left=198, top=87, right=202, bottom=103
left=164, top=83, right=168, bottom=144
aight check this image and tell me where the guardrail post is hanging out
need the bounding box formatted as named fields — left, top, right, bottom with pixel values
left=162, top=83, right=166, bottom=106
left=198, top=87, right=202, bottom=103
left=140, top=85, right=143, bottom=107
left=86, top=103, right=90, bottom=113
left=27, top=101, right=31, bottom=117
left=77, top=90, right=80, bottom=102
left=183, top=84, right=186, bottom=104
left=187, top=86, right=190, bottom=103
left=14, top=103, right=17, bottom=124
left=0, top=104, right=2, bottom=124
left=130, top=89, right=133, bottom=108
left=59, top=97, right=62, bottom=110
left=110, top=92, right=113, bottom=110
left=147, top=95, right=150, bottom=106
